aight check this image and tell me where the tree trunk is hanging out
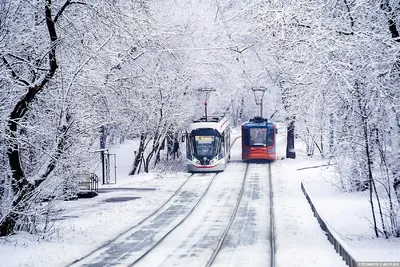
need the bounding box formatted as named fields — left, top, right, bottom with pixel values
left=363, top=123, right=380, bottom=238
left=394, top=178, right=400, bottom=205
left=390, top=107, right=400, bottom=205
left=286, top=120, right=296, bottom=159
left=130, top=133, right=146, bottom=175
left=380, top=0, right=400, bottom=41
left=154, top=137, right=165, bottom=167
left=355, top=81, right=381, bottom=237
left=329, top=113, right=334, bottom=153
left=143, top=156, right=150, bottom=173
left=0, top=181, right=35, bottom=236
left=1, top=0, right=60, bottom=237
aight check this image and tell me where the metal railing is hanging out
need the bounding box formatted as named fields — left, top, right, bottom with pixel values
left=89, top=173, right=99, bottom=193
left=301, top=182, right=357, bottom=267
left=76, top=172, right=99, bottom=197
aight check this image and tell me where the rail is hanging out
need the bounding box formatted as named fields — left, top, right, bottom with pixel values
left=129, top=173, right=219, bottom=266
left=90, top=173, right=99, bottom=193
left=76, top=172, right=99, bottom=198
left=301, top=182, right=357, bottom=267
left=269, top=163, right=276, bottom=267
left=206, top=162, right=275, bottom=267
left=205, top=163, right=249, bottom=267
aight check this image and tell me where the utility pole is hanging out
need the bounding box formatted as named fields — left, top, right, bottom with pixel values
left=100, top=125, right=106, bottom=185
left=252, top=87, right=267, bottom=117
left=198, top=88, right=216, bottom=121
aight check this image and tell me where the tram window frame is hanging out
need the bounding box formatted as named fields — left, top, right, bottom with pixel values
left=218, top=135, right=224, bottom=158
left=242, top=127, right=249, bottom=147
left=225, top=130, right=229, bottom=154
left=213, top=135, right=221, bottom=157
left=250, top=128, right=267, bottom=147
left=186, top=134, right=193, bottom=159
left=268, top=128, right=275, bottom=147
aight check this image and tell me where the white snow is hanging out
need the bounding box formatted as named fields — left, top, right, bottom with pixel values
left=304, top=172, right=400, bottom=262
left=272, top=130, right=347, bottom=267
left=0, top=127, right=399, bottom=266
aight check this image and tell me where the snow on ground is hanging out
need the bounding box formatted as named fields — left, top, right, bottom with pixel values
left=275, top=123, right=400, bottom=264
left=0, top=140, right=190, bottom=267
left=303, top=168, right=400, bottom=262
left=272, top=127, right=347, bottom=267
left=1, top=125, right=399, bottom=267
left=272, top=158, right=347, bottom=267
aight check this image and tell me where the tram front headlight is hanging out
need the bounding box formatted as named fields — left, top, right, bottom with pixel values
left=192, top=157, right=200, bottom=164
left=210, top=157, right=218, bottom=164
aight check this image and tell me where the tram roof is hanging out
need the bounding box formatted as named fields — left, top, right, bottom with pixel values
left=188, top=115, right=229, bottom=133
left=242, top=116, right=276, bottom=128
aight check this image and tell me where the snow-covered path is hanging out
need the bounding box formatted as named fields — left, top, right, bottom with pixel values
left=211, top=163, right=272, bottom=267
left=134, top=162, right=246, bottom=267
left=70, top=173, right=217, bottom=266
left=133, top=138, right=275, bottom=267
left=134, top=139, right=249, bottom=267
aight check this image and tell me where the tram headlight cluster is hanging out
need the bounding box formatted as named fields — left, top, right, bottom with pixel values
left=210, top=157, right=219, bottom=165
left=192, top=157, right=200, bottom=164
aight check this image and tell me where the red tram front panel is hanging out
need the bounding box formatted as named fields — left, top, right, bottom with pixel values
left=241, top=124, right=276, bottom=161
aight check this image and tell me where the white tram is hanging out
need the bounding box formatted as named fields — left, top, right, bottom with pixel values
left=185, top=115, right=231, bottom=172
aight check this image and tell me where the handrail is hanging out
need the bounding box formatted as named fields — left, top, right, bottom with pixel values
left=301, top=182, right=357, bottom=267
left=90, top=173, right=99, bottom=193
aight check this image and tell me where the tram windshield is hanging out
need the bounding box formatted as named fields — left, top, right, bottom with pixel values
left=194, top=136, right=215, bottom=157
left=250, top=128, right=267, bottom=146
left=190, top=129, right=219, bottom=158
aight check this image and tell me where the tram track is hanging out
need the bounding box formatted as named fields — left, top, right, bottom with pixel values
left=208, top=162, right=275, bottom=267
left=129, top=136, right=275, bottom=267
left=269, top=163, right=276, bottom=267
left=132, top=162, right=247, bottom=267
left=69, top=172, right=218, bottom=267
left=130, top=137, right=245, bottom=266
left=205, top=163, right=250, bottom=267
left=70, top=136, right=277, bottom=267
left=127, top=171, right=219, bottom=266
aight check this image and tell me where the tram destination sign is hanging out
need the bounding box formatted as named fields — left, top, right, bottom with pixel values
left=195, top=136, right=214, bottom=143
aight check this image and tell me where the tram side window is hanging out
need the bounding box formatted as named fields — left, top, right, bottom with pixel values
left=268, top=129, right=275, bottom=147
left=242, top=128, right=249, bottom=147
left=219, top=136, right=224, bottom=158
left=250, top=128, right=266, bottom=146
left=226, top=131, right=230, bottom=152
left=186, top=134, right=192, bottom=159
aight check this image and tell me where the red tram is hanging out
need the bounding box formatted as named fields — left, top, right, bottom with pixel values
left=241, top=116, right=277, bottom=161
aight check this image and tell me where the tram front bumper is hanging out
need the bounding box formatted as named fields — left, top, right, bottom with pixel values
left=187, top=160, right=226, bottom=172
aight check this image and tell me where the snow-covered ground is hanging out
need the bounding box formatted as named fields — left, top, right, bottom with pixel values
left=0, top=141, right=190, bottom=267
left=273, top=127, right=400, bottom=265
left=303, top=169, right=400, bottom=262
left=272, top=128, right=347, bottom=267
left=0, top=126, right=398, bottom=266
